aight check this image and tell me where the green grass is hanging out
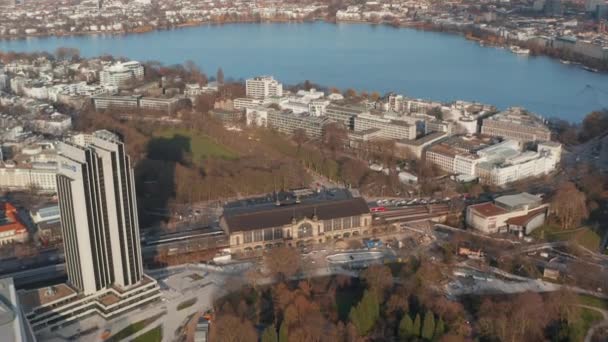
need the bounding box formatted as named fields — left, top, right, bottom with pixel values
left=132, top=326, right=162, bottom=342
left=568, top=308, right=604, bottom=342
left=106, top=313, right=164, bottom=342
left=579, top=294, right=608, bottom=310
left=531, top=225, right=601, bottom=251
left=177, top=297, right=198, bottom=311
left=575, top=229, right=602, bottom=251
left=155, top=128, right=238, bottom=161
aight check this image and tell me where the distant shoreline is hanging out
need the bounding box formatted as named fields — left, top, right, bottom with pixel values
left=1, top=18, right=606, bottom=74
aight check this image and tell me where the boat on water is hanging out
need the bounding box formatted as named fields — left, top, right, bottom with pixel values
left=510, top=46, right=530, bottom=55
left=560, top=59, right=571, bottom=65
left=582, top=66, right=599, bottom=73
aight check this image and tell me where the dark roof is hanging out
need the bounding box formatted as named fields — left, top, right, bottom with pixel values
left=223, top=197, right=370, bottom=233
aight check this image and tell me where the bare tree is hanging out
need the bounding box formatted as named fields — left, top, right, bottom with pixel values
left=265, top=246, right=301, bottom=280
left=551, top=182, right=588, bottom=229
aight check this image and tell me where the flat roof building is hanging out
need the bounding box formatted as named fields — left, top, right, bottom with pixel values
left=481, top=107, right=551, bottom=142
left=245, top=76, right=283, bottom=99
left=466, top=192, right=548, bottom=235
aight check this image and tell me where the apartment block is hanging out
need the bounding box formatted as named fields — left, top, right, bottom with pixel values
left=245, top=76, right=283, bottom=99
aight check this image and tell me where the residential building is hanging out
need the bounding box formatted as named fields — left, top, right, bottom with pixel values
left=0, top=277, right=34, bottom=342
left=0, top=202, right=29, bottom=245
left=481, top=107, right=551, bottom=142
left=30, top=113, right=72, bottom=136
left=220, top=190, right=372, bottom=253
left=245, top=76, right=283, bottom=99
left=466, top=192, right=549, bottom=234
left=92, top=95, right=182, bottom=114
left=99, top=61, right=144, bottom=89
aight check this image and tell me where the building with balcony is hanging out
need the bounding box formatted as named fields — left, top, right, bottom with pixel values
left=245, top=76, right=283, bottom=99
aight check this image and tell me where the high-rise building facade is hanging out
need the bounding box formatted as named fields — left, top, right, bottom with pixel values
left=245, top=76, right=283, bottom=99
left=56, top=130, right=142, bottom=295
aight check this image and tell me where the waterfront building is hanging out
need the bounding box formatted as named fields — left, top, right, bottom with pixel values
left=21, top=130, right=161, bottom=333
left=245, top=76, right=283, bottom=99
left=481, top=107, right=551, bottom=142
left=466, top=192, right=548, bottom=235
left=99, top=61, right=144, bottom=89
left=0, top=277, right=34, bottom=342
left=220, top=190, right=372, bottom=253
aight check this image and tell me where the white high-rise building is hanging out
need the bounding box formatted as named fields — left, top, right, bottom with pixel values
left=99, top=61, right=144, bottom=89
left=245, top=76, right=283, bottom=99
left=56, top=130, right=143, bottom=295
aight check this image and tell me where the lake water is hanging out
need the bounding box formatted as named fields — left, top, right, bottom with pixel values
left=1, top=22, right=608, bottom=122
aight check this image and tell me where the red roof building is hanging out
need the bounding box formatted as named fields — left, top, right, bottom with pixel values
left=0, top=202, right=29, bottom=244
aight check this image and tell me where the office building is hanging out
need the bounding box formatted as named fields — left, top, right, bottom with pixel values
left=481, top=107, right=551, bottom=142
left=139, top=97, right=182, bottom=114
left=245, top=76, right=283, bottom=99
left=424, top=137, right=561, bottom=186
left=99, top=61, right=144, bottom=89
left=466, top=192, right=548, bottom=235
left=354, top=113, right=417, bottom=140
left=92, top=95, right=140, bottom=111
left=325, top=103, right=368, bottom=130
left=267, top=111, right=330, bottom=139
left=0, top=163, right=57, bottom=192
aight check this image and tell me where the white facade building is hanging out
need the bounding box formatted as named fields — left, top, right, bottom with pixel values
left=56, top=130, right=143, bottom=295
left=99, top=61, right=144, bottom=89
left=245, top=76, right=283, bottom=99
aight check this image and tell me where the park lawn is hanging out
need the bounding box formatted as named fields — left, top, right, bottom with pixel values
left=579, top=294, right=608, bottom=310
left=574, top=228, right=602, bottom=251
left=177, top=297, right=198, bottom=311
left=156, top=128, right=238, bottom=161
left=568, top=307, right=604, bottom=341
left=132, top=326, right=162, bottom=342
left=106, top=312, right=164, bottom=342
left=531, top=225, right=601, bottom=251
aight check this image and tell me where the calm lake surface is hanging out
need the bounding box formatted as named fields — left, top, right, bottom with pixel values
left=2, top=22, right=608, bottom=122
